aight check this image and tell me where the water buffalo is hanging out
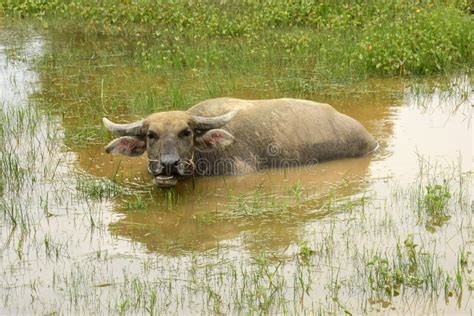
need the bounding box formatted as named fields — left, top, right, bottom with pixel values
left=103, top=98, right=378, bottom=187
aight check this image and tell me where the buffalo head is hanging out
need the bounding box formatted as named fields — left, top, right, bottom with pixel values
left=103, top=110, right=238, bottom=187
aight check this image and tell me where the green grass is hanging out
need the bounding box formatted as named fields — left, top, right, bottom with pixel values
left=2, top=0, right=472, bottom=82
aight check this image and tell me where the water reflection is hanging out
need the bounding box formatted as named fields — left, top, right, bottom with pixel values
left=0, top=22, right=43, bottom=112
left=107, top=156, right=372, bottom=253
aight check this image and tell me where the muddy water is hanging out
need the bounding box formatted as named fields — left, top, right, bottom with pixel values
left=1, top=21, right=472, bottom=315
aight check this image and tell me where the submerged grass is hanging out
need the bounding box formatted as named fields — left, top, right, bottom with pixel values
left=366, top=235, right=449, bottom=300
left=365, top=230, right=472, bottom=310
left=195, top=180, right=369, bottom=225
left=76, top=174, right=128, bottom=200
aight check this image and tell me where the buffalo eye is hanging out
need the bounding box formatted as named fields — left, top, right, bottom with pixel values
left=147, top=131, right=159, bottom=140
left=179, top=129, right=192, bottom=138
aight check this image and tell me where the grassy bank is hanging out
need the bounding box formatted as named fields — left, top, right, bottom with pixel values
left=1, top=0, right=473, bottom=84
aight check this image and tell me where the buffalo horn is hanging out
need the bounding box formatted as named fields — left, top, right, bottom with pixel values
left=191, top=109, right=238, bottom=130
left=102, top=118, right=145, bottom=136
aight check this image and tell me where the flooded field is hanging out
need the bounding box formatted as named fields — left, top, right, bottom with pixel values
left=1, top=20, right=472, bottom=315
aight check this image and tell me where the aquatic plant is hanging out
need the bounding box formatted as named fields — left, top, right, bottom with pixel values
left=423, top=181, right=452, bottom=217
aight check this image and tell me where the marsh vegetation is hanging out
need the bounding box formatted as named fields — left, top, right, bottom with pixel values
left=1, top=1, right=473, bottom=314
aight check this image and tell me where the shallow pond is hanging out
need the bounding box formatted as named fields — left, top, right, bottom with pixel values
left=1, top=20, right=472, bottom=315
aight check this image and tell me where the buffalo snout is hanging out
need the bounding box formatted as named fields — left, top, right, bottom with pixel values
left=159, top=154, right=181, bottom=174
left=148, top=156, right=178, bottom=176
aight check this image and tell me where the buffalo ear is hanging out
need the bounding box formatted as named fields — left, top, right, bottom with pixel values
left=105, top=136, right=146, bottom=156
left=195, top=129, right=235, bottom=152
